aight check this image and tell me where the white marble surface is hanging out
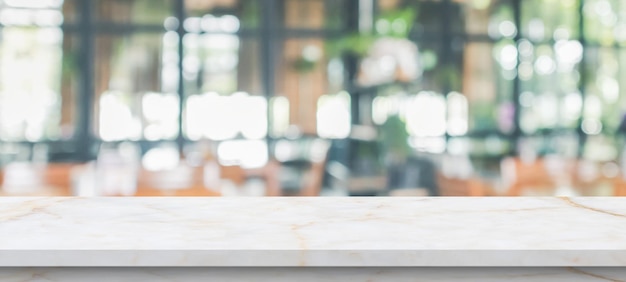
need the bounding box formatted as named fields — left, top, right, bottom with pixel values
left=3, top=267, right=626, bottom=281
left=1, top=197, right=626, bottom=267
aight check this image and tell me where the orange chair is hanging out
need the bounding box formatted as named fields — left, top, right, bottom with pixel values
left=503, top=158, right=559, bottom=196
left=612, top=177, right=626, bottom=196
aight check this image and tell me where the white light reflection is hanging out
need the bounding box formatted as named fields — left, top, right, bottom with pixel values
left=239, top=95, right=268, bottom=139
left=99, top=92, right=141, bottom=141
left=555, top=40, right=583, bottom=68
left=534, top=55, right=556, bottom=75
left=201, top=15, right=220, bottom=32
left=5, top=0, right=63, bottom=9
left=0, top=9, right=34, bottom=26
left=528, top=19, right=545, bottom=41
left=317, top=91, right=351, bottom=139
left=142, top=146, right=180, bottom=171
left=497, top=44, right=518, bottom=70
left=519, top=91, right=534, bottom=107
left=498, top=21, right=517, bottom=38
left=372, top=96, right=390, bottom=125
left=163, top=17, right=179, bottom=31
left=217, top=140, right=268, bottom=168
left=518, top=62, right=533, bottom=80
left=582, top=119, right=602, bottom=135
left=408, top=136, right=446, bottom=153
left=34, top=10, right=63, bottom=26
left=201, top=93, right=237, bottom=140
left=185, top=92, right=268, bottom=141
left=183, top=17, right=202, bottom=33
left=584, top=95, right=602, bottom=119
left=518, top=39, right=534, bottom=58
left=219, top=15, right=240, bottom=33
left=598, top=76, right=619, bottom=103
left=406, top=91, right=446, bottom=137
left=537, top=94, right=558, bottom=128
left=553, top=27, right=571, bottom=41
left=447, top=137, right=471, bottom=156
left=0, top=26, right=63, bottom=141
left=270, top=96, right=290, bottom=138
left=563, top=92, right=582, bottom=122
left=446, top=92, right=468, bottom=136
left=142, top=93, right=179, bottom=141
left=375, top=18, right=391, bottom=34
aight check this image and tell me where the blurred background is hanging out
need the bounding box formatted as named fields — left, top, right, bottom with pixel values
left=1, top=0, right=626, bottom=197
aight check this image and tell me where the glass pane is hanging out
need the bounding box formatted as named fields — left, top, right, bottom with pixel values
left=378, top=0, right=442, bottom=35
left=583, top=0, right=626, bottom=45
left=0, top=27, right=78, bottom=141
left=183, top=34, right=260, bottom=96
left=583, top=47, right=626, bottom=134
left=518, top=134, right=579, bottom=159
left=463, top=42, right=514, bottom=133
left=283, top=0, right=348, bottom=29
left=94, top=33, right=179, bottom=141
left=95, top=0, right=173, bottom=24
left=413, top=0, right=443, bottom=35
left=62, top=0, right=78, bottom=23
left=0, top=0, right=64, bottom=26
left=325, top=0, right=349, bottom=30
left=182, top=30, right=263, bottom=140
left=521, top=0, right=580, bottom=42
left=417, top=40, right=443, bottom=91
left=459, top=0, right=514, bottom=37
left=275, top=38, right=344, bottom=135
left=519, top=40, right=583, bottom=134
left=469, top=136, right=511, bottom=156
left=185, top=0, right=259, bottom=29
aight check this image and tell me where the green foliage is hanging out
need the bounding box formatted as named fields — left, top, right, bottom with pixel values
left=326, top=33, right=378, bottom=58
left=291, top=57, right=317, bottom=73
left=241, top=0, right=260, bottom=28
left=326, top=7, right=416, bottom=58
left=376, top=8, right=416, bottom=38
left=61, top=53, right=77, bottom=78
left=435, top=64, right=462, bottom=92
left=471, top=101, right=498, bottom=130
left=379, top=114, right=412, bottom=158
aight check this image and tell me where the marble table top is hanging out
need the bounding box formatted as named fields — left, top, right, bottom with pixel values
left=1, top=197, right=625, bottom=267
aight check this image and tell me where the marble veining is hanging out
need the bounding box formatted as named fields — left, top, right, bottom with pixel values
left=1, top=197, right=626, bottom=267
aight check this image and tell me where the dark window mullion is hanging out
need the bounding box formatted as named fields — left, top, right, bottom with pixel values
left=276, top=28, right=344, bottom=38
left=511, top=0, right=522, bottom=156
left=441, top=0, right=453, bottom=150
left=261, top=0, right=277, bottom=147
left=77, top=0, right=96, bottom=162
left=577, top=0, right=588, bottom=157
left=175, top=0, right=186, bottom=154
left=93, top=23, right=166, bottom=34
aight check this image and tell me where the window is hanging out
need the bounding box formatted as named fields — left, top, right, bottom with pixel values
left=0, top=1, right=76, bottom=142
left=0, top=0, right=623, bottom=171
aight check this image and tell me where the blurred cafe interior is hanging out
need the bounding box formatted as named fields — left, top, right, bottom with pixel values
left=2, top=0, right=626, bottom=197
